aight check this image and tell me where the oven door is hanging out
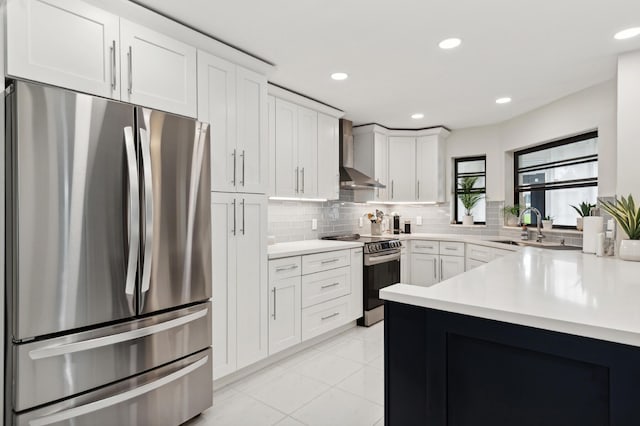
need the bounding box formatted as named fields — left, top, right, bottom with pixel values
left=363, top=251, right=400, bottom=311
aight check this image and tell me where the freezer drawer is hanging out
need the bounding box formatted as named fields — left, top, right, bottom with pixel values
left=12, top=303, right=211, bottom=411
left=14, top=348, right=212, bottom=426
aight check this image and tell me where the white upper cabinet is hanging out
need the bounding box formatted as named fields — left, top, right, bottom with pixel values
left=356, top=126, right=449, bottom=202
left=7, top=0, right=120, bottom=98
left=274, top=98, right=299, bottom=197
left=317, top=113, right=340, bottom=200
left=416, top=135, right=446, bottom=202
left=269, top=85, right=343, bottom=200
left=198, top=52, right=237, bottom=192
left=6, top=0, right=199, bottom=117
left=388, top=137, right=416, bottom=201
left=297, top=106, right=318, bottom=197
left=198, top=52, right=268, bottom=193
left=120, top=19, right=197, bottom=117
left=236, top=67, right=268, bottom=194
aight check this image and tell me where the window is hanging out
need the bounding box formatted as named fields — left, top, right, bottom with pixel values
left=514, top=131, right=598, bottom=228
left=454, top=156, right=486, bottom=224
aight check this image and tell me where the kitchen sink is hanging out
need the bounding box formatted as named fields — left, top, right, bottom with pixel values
left=489, top=240, right=581, bottom=250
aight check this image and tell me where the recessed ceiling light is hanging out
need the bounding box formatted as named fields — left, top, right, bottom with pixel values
left=496, top=97, right=512, bottom=104
left=331, top=72, right=349, bottom=81
left=411, top=113, right=424, bottom=119
left=438, top=38, right=462, bottom=49
left=614, top=27, right=640, bottom=40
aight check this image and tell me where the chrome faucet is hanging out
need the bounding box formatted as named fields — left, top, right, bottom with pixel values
left=518, top=207, right=545, bottom=243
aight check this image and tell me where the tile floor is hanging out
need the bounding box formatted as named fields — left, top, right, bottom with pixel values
left=187, top=322, right=385, bottom=426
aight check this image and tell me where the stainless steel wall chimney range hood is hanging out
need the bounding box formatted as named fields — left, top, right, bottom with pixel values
left=339, top=119, right=385, bottom=190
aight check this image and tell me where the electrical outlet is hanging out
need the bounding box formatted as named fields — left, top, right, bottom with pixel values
left=359, top=217, right=363, bottom=227
left=312, top=218, right=318, bottom=231
left=416, top=216, right=423, bottom=225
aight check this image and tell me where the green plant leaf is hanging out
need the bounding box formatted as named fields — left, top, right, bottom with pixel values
left=600, top=195, right=640, bottom=239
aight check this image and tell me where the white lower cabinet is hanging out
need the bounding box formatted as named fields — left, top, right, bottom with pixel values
left=212, top=193, right=267, bottom=379
left=410, top=253, right=439, bottom=287
left=266, top=246, right=363, bottom=357
left=440, top=255, right=465, bottom=281
left=268, top=275, right=301, bottom=355
left=466, top=258, right=487, bottom=270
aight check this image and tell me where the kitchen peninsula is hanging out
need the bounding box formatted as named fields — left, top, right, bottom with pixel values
left=381, top=248, right=640, bottom=426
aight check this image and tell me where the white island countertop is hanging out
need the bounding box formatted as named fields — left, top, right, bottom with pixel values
left=268, top=240, right=364, bottom=259
left=380, top=248, right=640, bottom=347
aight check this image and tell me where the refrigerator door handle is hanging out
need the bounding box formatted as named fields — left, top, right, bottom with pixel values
left=140, top=127, right=154, bottom=295
left=27, top=355, right=209, bottom=426
left=123, top=127, right=139, bottom=300
left=28, top=307, right=208, bottom=360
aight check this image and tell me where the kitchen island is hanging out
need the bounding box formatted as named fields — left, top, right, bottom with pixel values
left=380, top=248, right=640, bottom=426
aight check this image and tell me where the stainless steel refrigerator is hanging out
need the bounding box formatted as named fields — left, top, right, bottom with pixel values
left=4, top=81, right=212, bottom=425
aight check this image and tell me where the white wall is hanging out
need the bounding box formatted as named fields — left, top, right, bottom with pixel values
left=616, top=50, right=640, bottom=200
left=446, top=78, right=617, bottom=202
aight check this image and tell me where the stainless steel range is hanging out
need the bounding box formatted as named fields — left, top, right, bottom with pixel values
left=322, top=234, right=402, bottom=326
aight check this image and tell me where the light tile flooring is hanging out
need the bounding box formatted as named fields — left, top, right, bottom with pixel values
left=188, top=322, right=385, bottom=426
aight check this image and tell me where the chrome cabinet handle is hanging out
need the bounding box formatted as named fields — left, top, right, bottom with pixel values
left=321, top=312, right=340, bottom=321
left=295, top=167, right=299, bottom=193
left=29, top=354, right=208, bottom=424
left=240, top=150, right=245, bottom=186
left=127, top=46, right=133, bottom=94
left=140, top=127, right=154, bottom=295
left=445, top=247, right=457, bottom=251
left=416, top=245, right=434, bottom=249
left=231, top=149, right=237, bottom=185
left=123, top=127, right=139, bottom=301
left=376, top=178, right=380, bottom=198
left=321, top=258, right=339, bottom=264
left=417, top=180, right=420, bottom=200
left=110, top=40, right=116, bottom=91
left=241, top=198, right=245, bottom=235
left=321, top=282, right=340, bottom=289
left=432, top=258, right=437, bottom=280
left=391, top=180, right=394, bottom=199
left=231, top=199, right=236, bottom=235
left=440, top=258, right=444, bottom=281
left=272, top=287, right=277, bottom=320
left=275, top=264, right=298, bottom=272
left=301, top=167, right=305, bottom=193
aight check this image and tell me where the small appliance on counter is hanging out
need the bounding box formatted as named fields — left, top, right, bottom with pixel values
left=404, top=220, right=411, bottom=234
left=393, top=214, right=401, bottom=234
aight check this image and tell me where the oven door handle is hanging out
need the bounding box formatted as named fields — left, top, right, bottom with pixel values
left=364, top=252, right=401, bottom=266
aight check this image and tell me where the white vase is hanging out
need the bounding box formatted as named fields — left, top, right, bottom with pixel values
left=619, top=240, right=640, bottom=261
left=542, top=220, right=553, bottom=229
left=371, top=222, right=381, bottom=236
left=462, top=215, right=474, bottom=226
left=576, top=217, right=583, bottom=231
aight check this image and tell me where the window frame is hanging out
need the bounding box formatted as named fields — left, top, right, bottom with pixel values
left=454, top=155, right=487, bottom=225
left=513, top=131, right=598, bottom=229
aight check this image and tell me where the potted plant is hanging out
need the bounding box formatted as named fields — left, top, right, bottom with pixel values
left=570, top=202, right=596, bottom=231
left=503, top=204, right=520, bottom=226
left=599, top=195, right=640, bottom=261
left=458, top=176, right=483, bottom=226
left=541, top=215, right=554, bottom=230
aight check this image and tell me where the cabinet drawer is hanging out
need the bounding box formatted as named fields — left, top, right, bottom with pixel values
left=302, top=295, right=350, bottom=341
left=411, top=240, right=439, bottom=254
left=439, top=241, right=465, bottom=257
left=269, top=257, right=302, bottom=281
left=301, top=266, right=350, bottom=308
left=466, top=244, right=493, bottom=262
left=302, top=249, right=350, bottom=275
left=466, top=258, right=487, bottom=271
left=493, top=248, right=516, bottom=259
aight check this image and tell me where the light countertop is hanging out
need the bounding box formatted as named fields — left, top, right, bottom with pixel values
left=363, top=232, right=525, bottom=251
left=380, top=248, right=640, bottom=347
left=268, top=240, right=364, bottom=259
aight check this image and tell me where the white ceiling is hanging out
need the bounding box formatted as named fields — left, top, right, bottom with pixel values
left=134, top=0, right=640, bottom=130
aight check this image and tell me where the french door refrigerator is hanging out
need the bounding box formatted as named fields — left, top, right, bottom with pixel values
left=5, top=80, right=212, bottom=425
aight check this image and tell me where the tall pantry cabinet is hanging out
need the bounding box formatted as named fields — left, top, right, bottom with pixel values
left=198, top=51, right=269, bottom=379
